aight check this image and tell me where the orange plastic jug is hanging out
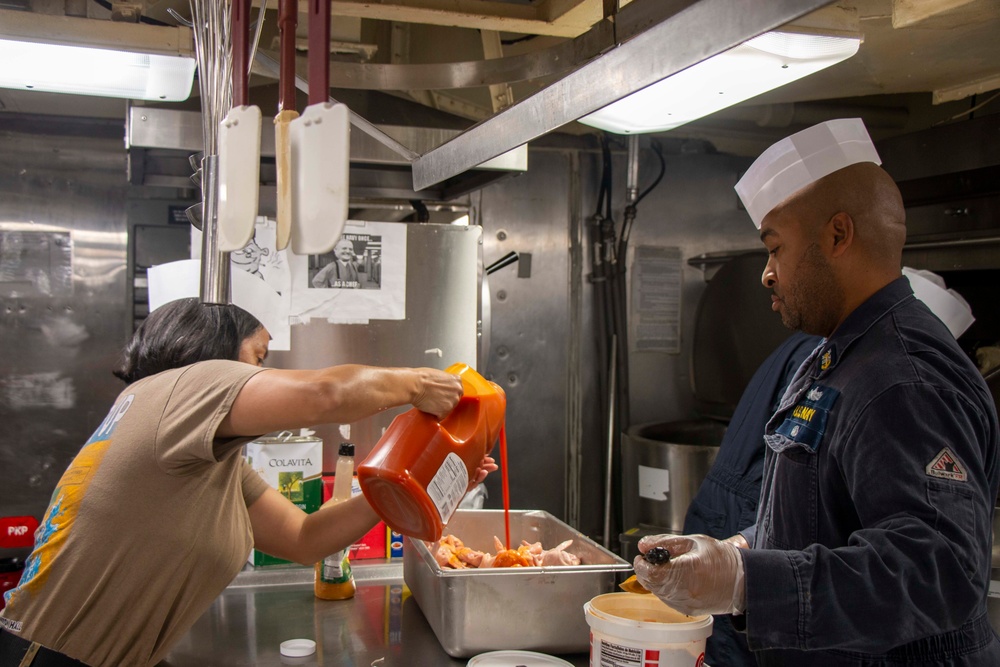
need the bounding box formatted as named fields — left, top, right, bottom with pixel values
left=357, top=363, right=506, bottom=542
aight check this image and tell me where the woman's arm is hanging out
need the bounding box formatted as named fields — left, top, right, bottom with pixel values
left=217, top=365, right=462, bottom=437
left=248, top=457, right=498, bottom=565
left=248, top=487, right=380, bottom=565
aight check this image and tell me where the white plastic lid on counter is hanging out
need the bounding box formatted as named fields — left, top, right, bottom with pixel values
left=735, top=118, right=882, bottom=229
left=279, top=638, right=316, bottom=657
left=466, top=650, right=573, bottom=666
left=903, top=267, right=976, bottom=338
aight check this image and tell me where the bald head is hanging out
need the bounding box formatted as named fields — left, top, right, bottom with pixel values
left=334, top=239, right=355, bottom=261
left=783, top=162, right=906, bottom=268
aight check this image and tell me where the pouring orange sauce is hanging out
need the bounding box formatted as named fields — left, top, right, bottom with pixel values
left=499, top=422, right=510, bottom=549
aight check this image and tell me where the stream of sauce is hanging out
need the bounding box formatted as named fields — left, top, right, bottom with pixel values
left=499, top=421, right=510, bottom=549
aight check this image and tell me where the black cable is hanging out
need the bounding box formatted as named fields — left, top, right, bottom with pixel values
left=91, top=0, right=172, bottom=26
left=604, top=138, right=614, bottom=222
left=408, top=200, right=430, bottom=223
left=617, top=140, right=666, bottom=261
left=501, top=34, right=538, bottom=46
left=634, top=139, right=666, bottom=207
left=594, top=141, right=608, bottom=219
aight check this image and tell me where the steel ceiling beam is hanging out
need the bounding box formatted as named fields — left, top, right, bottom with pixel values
left=326, top=0, right=601, bottom=38
left=253, top=20, right=614, bottom=91
left=411, top=0, right=834, bottom=191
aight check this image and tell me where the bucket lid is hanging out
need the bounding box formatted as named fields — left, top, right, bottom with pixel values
left=467, top=650, right=573, bottom=666
left=252, top=431, right=321, bottom=445
left=279, top=639, right=316, bottom=657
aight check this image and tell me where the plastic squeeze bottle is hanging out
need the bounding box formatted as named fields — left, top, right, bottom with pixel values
left=314, top=443, right=356, bottom=600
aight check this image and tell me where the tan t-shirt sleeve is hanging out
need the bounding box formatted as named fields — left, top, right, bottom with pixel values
left=240, top=458, right=271, bottom=508
left=154, top=360, right=268, bottom=474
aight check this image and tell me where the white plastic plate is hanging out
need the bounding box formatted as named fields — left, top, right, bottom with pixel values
left=467, top=650, right=574, bottom=666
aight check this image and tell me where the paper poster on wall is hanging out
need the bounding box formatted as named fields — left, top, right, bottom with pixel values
left=147, top=258, right=291, bottom=351
left=229, top=218, right=292, bottom=296
left=152, top=217, right=292, bottom=351
left=289, top=221, right=406, bottom=324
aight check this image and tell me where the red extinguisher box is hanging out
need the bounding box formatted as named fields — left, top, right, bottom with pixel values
left=0, top=558, right=25, bottom=610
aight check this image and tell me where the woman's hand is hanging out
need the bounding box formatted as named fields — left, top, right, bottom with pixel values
left=412, top=368, right=464, bottom=419
left=469, top=455, right=498, bottom=491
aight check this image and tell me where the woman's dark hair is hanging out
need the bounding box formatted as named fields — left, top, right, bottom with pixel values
left=113, top=298, right=264, bottom=383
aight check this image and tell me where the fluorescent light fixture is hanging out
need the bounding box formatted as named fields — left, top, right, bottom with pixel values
left=0, top=38, right=195, bottom=101
left=579, top=31, right=861, bottom=134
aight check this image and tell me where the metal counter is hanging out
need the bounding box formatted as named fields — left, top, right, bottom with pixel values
left=161, top=561, right=591, bottom=667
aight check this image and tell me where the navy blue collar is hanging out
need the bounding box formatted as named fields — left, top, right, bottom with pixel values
left=814, top=276, right=914, bottom=375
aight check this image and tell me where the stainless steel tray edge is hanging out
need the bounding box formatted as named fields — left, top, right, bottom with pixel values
left=404, top=509, right=632, bottom=658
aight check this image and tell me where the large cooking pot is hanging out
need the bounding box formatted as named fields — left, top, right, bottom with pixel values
left=622, top=420, right=725, bottom=533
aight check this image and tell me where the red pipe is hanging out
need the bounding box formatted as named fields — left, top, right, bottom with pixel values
left=232, top=0, right=251, bottom=107
left=278, top=0, right=298, bottom=112
left=308, top=0, right=331, bottom=106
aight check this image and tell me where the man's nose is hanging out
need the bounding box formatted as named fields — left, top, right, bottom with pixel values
left=762, top=262, right=776, bottom=289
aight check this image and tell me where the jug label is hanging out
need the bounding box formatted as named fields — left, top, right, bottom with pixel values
left=428, top=452, right=468, bottom=522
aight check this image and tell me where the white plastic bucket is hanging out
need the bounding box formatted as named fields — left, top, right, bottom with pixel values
left=583, top=593, right=713, bottom=667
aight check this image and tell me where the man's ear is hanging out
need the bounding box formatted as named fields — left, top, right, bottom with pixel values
left=827, top=212, right=854, bottom=258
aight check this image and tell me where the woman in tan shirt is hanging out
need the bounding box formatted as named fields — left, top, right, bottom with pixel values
left=0, top=297, right=496, bottom=667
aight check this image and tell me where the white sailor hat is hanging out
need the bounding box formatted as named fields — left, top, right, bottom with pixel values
left=902, top=267, right=976, bottom=339
left=735, top=118, right=882, bottom=229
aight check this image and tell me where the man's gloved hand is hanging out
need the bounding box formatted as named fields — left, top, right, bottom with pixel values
left=633, top=534, right=746, bottom=617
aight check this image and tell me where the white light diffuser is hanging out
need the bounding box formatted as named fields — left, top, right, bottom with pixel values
left=579, top=31, right=861, bottom=134
left=0, top=38, right=196, bottom=102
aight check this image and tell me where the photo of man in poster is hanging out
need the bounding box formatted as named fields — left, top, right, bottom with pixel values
left=309, top=234, right=382, bottom=290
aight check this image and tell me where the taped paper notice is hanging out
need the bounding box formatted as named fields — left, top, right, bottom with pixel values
left=147, top=258, right=291, bottom=351
left=630, top=246, right=682, bottom=353
left=638, top=464, right=670, bottom=501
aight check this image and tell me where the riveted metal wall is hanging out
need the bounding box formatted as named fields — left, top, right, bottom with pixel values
left=471, top=144, right=757, bottom=541
left=0, top=126, right=130, bottom=542
left=477, top=149, right=574, bottom=522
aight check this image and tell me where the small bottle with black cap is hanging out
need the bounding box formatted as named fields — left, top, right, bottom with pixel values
left=314, top=443, right=357, bottom=600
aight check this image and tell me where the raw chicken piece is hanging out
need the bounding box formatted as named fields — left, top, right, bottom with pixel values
left=433, top=533, right=581, bottom=569
left=433, top=534, right=487, bottom=569
left=488, top=536, right=534, bottom=568
left=518, top=539, right=581, bottom=566
left=455, top=546, right=485, bottom=567
left=433, top=543, right=465, bottom=569
left=536, top=539, right=580, bottom=566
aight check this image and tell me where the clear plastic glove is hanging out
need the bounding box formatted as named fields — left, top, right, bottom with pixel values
left=633, top=534, right=746, bottom=617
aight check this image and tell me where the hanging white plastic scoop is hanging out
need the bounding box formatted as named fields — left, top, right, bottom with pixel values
left=274, top=0, right=298, bottom=251
left=289, top=0, right=350, bottom=256
left=217, top=0, right=261, bottom=252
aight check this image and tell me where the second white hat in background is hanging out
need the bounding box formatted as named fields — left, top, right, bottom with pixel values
left=903, top=267, right=975, bottom=339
